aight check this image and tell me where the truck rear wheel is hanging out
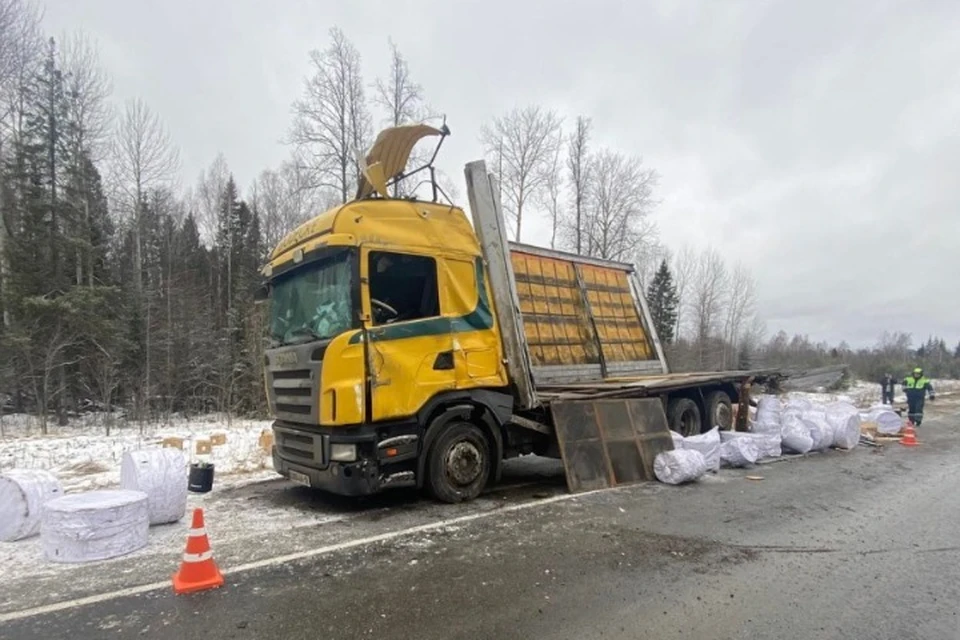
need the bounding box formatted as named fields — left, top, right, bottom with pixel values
left=704, top=391, right=733, bottom=430
left=425, top=421, right=491, bottom=503
left=668, top=397, right=702, bottom=437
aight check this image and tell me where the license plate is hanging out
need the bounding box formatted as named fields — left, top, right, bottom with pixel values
left=288, top=469, right=311, bottom=487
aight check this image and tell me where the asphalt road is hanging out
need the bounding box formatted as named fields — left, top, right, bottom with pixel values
left=4, top=398, right=960, bottom=640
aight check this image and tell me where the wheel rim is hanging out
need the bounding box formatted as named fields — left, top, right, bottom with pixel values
left=444, top=440, right=483, bottom=486
left=681, top=410, right=699, bottom=436
left=715, top=404, right=732, bottom=429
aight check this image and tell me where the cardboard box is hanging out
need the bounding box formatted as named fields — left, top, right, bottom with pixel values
left=195, top=439, right=213, bottom=455
left=210, top=432, right=227, bottom=446
left=258, top=429, right=274, bottom=453
left=161, top=437, right=184, bottom=450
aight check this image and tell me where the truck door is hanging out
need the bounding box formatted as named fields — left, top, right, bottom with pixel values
left=361, top=248, right=456, bottom=422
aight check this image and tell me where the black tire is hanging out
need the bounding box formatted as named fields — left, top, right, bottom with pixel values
left=425, top=421, right=491, bottom=503
left=704, top=391, right=733, bottom=431
left=668, top=397, right=702, bottom=437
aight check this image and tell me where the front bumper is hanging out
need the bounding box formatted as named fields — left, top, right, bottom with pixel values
left=271, top=421, right=418, bottom=496
left=273, top=449, right=381, bottom=496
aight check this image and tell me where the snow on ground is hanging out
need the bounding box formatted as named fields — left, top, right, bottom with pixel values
left=0, top=413, right=275, bottom=491
left=779, top=378, right=960, bottom=409
left=2, top=379, right=959, bottom=590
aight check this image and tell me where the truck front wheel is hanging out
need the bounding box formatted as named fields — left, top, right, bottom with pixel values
left=425, top=421, right=491, bottom=503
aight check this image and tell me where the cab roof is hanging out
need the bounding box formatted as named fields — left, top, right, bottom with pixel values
left=267, top=198, right=481, bottom=270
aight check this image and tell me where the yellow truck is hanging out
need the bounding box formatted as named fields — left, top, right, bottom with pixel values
left=260, top=125, right=777, bottom=502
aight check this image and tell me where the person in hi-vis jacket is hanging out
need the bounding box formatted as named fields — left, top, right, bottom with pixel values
left=902, top=367, right=935, bottom=426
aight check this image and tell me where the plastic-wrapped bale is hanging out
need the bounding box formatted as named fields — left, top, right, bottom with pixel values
left=864, top=406, right=903, bottom=435
left=720, top=438, right=759, bottom=468
left=682, top=426, right=721, bottom=471
left=654, top=449, right=708, bottom=485
left=803, top=415, right=833, bottom=452
left=785, top=397, right=813, bottom=412
left=720, top=430, right=782, bottom=459
left=825, top=403, right=861, bottom=449
left=0, top=470, right=64, bottom=542
left=41, top=490, right=149, bottom=563
left=781, top=414, right=814, bottom=454
left=120, top=448, right=188, bottom=525
left=753, top=396, right=783, bottom=434
left=669, top=430, right=685, bottom=450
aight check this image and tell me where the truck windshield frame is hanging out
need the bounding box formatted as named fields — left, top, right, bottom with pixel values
left=268, top=249, right=358, bottom=346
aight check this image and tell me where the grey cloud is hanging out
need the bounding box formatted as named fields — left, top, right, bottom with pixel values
left=42, top=0, right=960, bottom=347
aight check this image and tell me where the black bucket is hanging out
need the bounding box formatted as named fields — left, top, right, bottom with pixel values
left=188, top=463, right=215, bottom=493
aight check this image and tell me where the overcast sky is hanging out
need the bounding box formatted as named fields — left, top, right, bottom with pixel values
left=42, top=0, right=960, bottom=348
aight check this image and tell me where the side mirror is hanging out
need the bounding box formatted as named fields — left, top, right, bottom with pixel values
left=254, top=283, right=269, bottom=303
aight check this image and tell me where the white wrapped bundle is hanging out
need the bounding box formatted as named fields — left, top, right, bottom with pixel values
left=120, top=448, right=188, bottom=525
left=0, top=470, right=63, bottom=542
left=785, top=397, right=813, bottom=412
left=754, top=396, right=783, bottom=434
left=825, top=403, right=861, bottom=449
left=864, top=406, right=902, bottom=435
left=757, top=396, right=782, bottom=414
left=781, top=414, right=814, bottom=454
left=682, top=426, right=721, bottom=471
left=720, top=438, right=759, bottom=468
left=720, top=431, right=782, bottom=459
left=803, top=415, right=833, bottom=451
left=831, top=414, right=861, bottom=449
left=654, top=449, right=707, bottom=485
left=41, top=490, right=149, bottom=563
left=669, top=430, right=685, bottom=449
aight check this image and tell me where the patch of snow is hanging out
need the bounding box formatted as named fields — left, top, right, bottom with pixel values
left=0, top=414, right=275, bottom=492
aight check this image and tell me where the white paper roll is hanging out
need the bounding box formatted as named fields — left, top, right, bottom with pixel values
left=41, top=490, right=149, bottom=563
left=0, top=469, right=64, bottom=542
left=120, top=448, right=188, bottom=525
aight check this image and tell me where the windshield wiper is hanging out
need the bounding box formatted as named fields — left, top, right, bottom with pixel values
left=286, top=327, right=326, bottom=344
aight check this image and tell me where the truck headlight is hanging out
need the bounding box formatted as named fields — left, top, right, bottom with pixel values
left=330, top=443, right=357, bottom=462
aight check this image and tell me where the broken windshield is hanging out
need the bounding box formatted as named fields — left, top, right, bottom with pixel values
left=269, top=251, right=355, bottom=346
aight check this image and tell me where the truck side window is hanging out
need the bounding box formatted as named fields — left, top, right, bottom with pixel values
left=368, top=251, right=440, bottom=325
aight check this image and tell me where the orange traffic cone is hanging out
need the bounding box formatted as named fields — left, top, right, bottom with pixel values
left=900, top=422, right=919, bottom=447
left=172, top=508, right=225, bottom=594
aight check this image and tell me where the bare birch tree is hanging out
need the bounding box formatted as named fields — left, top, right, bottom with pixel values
left=479, top=105, right=561, bottom=241
left=372, top=38, right=438, bottom=196
left=0, top=0, right=43, bottom=329
left=373, top=38, right=424, bottom=127
left=581, top=149, right=658, bottom=261
left=195, top=153, right=229, bottom=243
left=59, top=32, right=112, bottom=287
left=289, top=27, right=371, bottom=205
left=539, top=124, right=564, bottom=248
left=565, top=115, right=591, bottom=254
left=720, top=263, right=756, bottom=368
left=110, top=98, right=179, bottom=412
left=688, top=247, right=728, bottom=368
left=671, top=244, right=696, bottom=340
left=254, top=155, right=323, bottom=251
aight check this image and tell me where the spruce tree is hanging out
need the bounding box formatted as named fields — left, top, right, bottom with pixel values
left=646, top=259, right=679, bottom=344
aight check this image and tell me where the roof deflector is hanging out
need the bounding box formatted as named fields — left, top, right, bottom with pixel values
left=356, top=121, right=451, bottom=201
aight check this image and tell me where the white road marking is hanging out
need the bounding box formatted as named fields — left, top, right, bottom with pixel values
left=0, top=488, right=602, bottom=624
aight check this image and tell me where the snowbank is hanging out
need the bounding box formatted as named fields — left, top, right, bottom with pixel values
left=0, top=414, right=274, bottom=491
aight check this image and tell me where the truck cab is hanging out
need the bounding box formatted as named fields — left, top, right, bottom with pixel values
left=263, top=125, right=524, bottom=502
left=263, top=124, right=770, bottom=503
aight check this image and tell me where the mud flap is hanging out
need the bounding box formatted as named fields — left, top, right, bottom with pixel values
left=550, top=398, right=674, bottom=493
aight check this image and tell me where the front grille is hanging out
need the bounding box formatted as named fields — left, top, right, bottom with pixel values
left=267, top=341, right=329, bottom=424
left=275, top=425, right=326, bottom=465
left=267, top=359, right=318, bottom=424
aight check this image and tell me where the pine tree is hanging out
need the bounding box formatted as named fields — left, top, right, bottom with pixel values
left=646, top=259, right=679, bottom=344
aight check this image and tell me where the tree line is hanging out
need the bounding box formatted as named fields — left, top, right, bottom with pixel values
left=0, top=6, right=444, bottom=431
left=0, top=4, right=952, bottom=432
